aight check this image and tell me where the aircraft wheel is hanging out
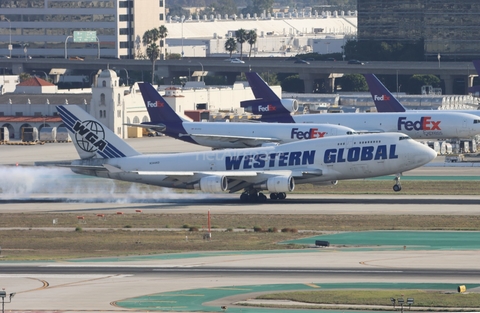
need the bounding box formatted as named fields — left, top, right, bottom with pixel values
left=258, top=193, right=267, bottom=202
left=240, top=193, right=249, bottom=202
left=393, top=184, right=402, bottom=192
left=278, top=192, right=286, bottom=200
left=270, top=193, right=278, bottom=200
left=249, top=193, right=258, bottom=202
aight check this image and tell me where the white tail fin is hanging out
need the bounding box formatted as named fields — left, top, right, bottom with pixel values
left=56, top=105, right=141, bottom=159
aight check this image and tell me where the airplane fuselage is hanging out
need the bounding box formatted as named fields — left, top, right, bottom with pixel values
left=75, top=132, right=436, bottom=190
left=288, top=112, right=480, bottom=139
left=178, top=122, right=355, bottom=148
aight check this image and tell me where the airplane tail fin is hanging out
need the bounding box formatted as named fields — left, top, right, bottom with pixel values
left=245, top=72, right=281, bottom=101
left=364, top=74, right=406, bottom=113
left=138, top=82, right=190, bottom=125
left=242, top=72, right=295, bottom=121
left=56, top=105, right=141, bottom=159
left=468, top=60, right=480, bottom=95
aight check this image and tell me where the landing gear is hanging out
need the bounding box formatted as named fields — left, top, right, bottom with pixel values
left=240, top=190, right=286, bottom=202
left=240, top=190, right=267, bottom=202
left=270, top=192, right=286, bottom=200
left=393, top=173, right=402, bottom=192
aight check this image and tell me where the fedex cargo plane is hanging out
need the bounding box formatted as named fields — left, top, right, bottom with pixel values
left=245, top=72, right=480, bottom=140
left=53, top=105, right=436, bottom=201
left=365, top=70, right=480, bottom=118
left=133, top=82, right=356, bottom=149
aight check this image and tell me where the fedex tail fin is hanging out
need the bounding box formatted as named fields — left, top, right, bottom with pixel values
left=364, top=74, right=407, bottom=113
left=468, top=60, right=480, bottom=95
left=242, top=72, right=296, bottom=123
left=138, top=82, right=190, bottom=125
left=56, top=105, right=140, bottom=159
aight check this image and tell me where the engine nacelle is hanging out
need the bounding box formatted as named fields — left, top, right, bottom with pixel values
left=194, top=176, right=228, bottom=192
left=254, top=176, right=295, bottom=193
left=280, top=99, right=298, bottom=113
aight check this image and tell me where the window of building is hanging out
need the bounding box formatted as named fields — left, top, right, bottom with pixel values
left=117, top=110, right=121, bottom=118
left=100, top=93, right=106, bottom=105
left=15, top=112, right=23, bottom=116
left=119, top=15, right=131, bottom=22
left=160, top=13, right=164, bottom=21
left=117, top=127, right=122, bottom=134
left=159, top=0, right=164, bottom=7
left=99, top=110, right=103, bottom=118
left=120, top=42, right=130, bottom=48
left=102, top=80, right=106, bottom=87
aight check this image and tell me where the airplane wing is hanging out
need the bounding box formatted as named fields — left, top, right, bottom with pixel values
left=105, top=165, right=323, bottom=193
left=124, top=123, right=166, bottom=132
left=184, top=133, right=282, bottom=147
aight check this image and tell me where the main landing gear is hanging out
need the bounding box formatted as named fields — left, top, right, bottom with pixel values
left=239, top=190, right=287, bottom=202
left=393, top=173, right=402, bottom=192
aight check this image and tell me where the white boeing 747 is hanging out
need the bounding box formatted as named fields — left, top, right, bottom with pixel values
left=55, top=105, right=437, bottom=201
left=133, top=82, right=356, bottom=149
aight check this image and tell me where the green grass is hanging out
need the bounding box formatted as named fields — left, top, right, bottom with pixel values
left=256, top=289, right=480, bottom=309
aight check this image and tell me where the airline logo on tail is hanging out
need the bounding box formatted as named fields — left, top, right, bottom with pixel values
left=258, top=104, right=277, bottom=112
left=147, top=101, right=165, bottom=108
left=72, top=120, right=107, bottom=152
left=373, top=94, right=391, bottom=101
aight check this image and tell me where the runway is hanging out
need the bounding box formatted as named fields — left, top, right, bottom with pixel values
left=1, top=137, right=480, bottom=312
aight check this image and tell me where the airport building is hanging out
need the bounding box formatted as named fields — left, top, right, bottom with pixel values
left=357, top=0, right=480, bottom=60
left=0, top=0, right=165, bottom=59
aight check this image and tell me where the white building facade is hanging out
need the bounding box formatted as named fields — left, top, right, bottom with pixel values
left=0, top=0, right=165, bottom=59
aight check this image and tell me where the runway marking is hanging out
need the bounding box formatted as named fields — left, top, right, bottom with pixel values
left=304, top=283, right=320, bottom=288
left=209, top=287, right=252, bottom=291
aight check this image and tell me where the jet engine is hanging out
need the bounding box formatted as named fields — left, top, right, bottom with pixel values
left=254, top=176, right=295, bottom=193
left=194, top=176, right=228, bottom=192
left=280, top=99, right=298, bottom=113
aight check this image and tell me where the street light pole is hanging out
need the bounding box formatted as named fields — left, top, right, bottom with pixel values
left=0, top=291, right=15, bottom=313
left=2, top=17, right=12, bottom=58
left=181, top=17, right=185, bottom=59
left=198, top=62, right=204, bottom=82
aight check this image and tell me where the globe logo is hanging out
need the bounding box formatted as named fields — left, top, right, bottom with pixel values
left=75, top=120, right=106, bottom=153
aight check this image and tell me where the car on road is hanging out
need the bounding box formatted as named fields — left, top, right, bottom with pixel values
left=294, top=59, right=310, bottom=64
left=225, top=58, right=245, bottom=63
left=348, top=59, right=364, bottom=65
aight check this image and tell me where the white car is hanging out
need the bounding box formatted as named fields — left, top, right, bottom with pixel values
left=229, top=58, right=245, bottom=64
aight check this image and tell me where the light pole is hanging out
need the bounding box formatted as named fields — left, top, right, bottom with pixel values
left=437, top=53, right=441, bottom=68
left=198, top=62, right=204, bottom=82
left=33, top=70, right=48, bottom=81
left=1, top=17, right=12, bottom=58
left=181, top=17, right=185, bottom=59
left=0, top=291, right=15, bottom=313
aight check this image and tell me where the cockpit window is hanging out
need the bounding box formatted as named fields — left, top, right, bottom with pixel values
left=474, top=120, right=480, bottom=124
left=399, top=136, right=411, bottom=141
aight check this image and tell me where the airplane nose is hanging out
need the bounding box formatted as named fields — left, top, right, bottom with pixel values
left=416, top=143, right=437, bottom=165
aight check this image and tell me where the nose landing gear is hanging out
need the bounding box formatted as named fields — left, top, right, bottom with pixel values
left=393, top=173, right=402, bottom=192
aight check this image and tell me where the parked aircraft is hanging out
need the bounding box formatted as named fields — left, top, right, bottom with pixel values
left=245, top=72, right=480, bottom=140
left=55, top=105, right=436, bottom=200
left=365, top=72, right=480, bottom=118
left=134, top=82, right=356, bottom=149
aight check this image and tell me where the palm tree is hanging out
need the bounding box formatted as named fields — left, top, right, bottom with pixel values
left=146, top=43, right=160, bottom=83
left=247, top=29, right=257, bottom=59
left=235, top=28, right=247, bottom=59
left=225, top=38, right=237, bottom=57
left=158, top=25, right=168, bottom=60
left=143, top=29, right=161, bottom=83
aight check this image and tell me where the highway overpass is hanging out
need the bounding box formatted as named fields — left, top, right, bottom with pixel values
left=0, top=57, right=476, bottom=94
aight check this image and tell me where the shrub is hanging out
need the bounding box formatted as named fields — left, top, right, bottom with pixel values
left=268, top=227, right=278, bottom=233
left=253, top=226, right=263, bottom=232
left=75, top=227, right=82, bottom=232
left=189, top=226, right=199, bottom=232
left=226, top=228, right=233, bottom=232
left=124, top=225, right=132, bottom=228
left=182, top=224, right=190, bottom=228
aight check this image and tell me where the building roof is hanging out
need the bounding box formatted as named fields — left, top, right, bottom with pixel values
left=0, top=94, right=91, bottom=105
left=0, top=116, right=62, bottom=123
left=17, top=77, right=55, bottom=87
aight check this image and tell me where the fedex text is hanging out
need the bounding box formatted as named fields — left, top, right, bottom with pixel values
left=291, top=128, right=326, bottom=139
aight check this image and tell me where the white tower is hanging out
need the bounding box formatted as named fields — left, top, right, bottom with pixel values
left=91, top=69, right=127, bottom=138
